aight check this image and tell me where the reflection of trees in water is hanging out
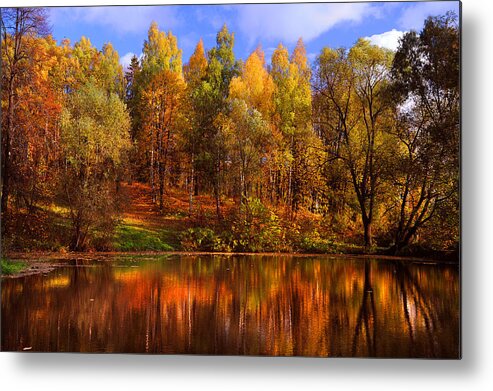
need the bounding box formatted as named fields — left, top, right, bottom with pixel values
left=352, top=260, right=377, bottom=356
left=1, top=256, right=458, bottom=357
left=351, top=260, right=440, bottom=357
left=395, top=262, right=438, bottom=358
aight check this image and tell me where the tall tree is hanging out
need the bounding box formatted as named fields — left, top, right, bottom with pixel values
left=227, top=48, right=274, bottom=201
left=220, top=100, right=270, bottom=201
left=71, top=36, right=99, bottom=86
left=290, top=38, right=316, bottom=212
left=125, top=54, right=142, bottom=141
left=123, top=55, right=143, bottom=182
left=350, top=39, right=394, bottom=247
left=182, top=39, right=208, bottom=213
left=183, top=38, right=207, bottom=88
left=1, top=7, right=50, bottom=234
left=312, top=47, right=356, bottom=220
left=141, top=21, right=182, bottom=76
left=229, top=48, right=274, bottom=119
left=9, top=35, right=65, bottom=213
left=197, top=24, right=240, bottom=219
left=141, top=70, right=185, bottom=210
left=98, top=42, right=125, bottom=97
left=388, top=12, right=459, bottom=252
left=136, top=22, right=183, bottom=206
left=271, top=39, right=314, bottom=212
left=60, top=82, right=130, bottom=250
left=313, top=39, right=395, bottom=248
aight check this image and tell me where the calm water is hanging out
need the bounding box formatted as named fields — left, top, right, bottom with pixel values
left=1, top=255, right=460, bottom=357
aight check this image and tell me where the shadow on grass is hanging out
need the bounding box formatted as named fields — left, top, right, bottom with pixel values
left=114, top=225, right=177, bottom=251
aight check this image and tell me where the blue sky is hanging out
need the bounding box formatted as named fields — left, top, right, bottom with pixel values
left=47, top=1, right=460, bottom=69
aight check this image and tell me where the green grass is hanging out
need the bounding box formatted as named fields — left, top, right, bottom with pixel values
left=1, top=258, right=27, bottom=276
left=156, top=227, right=182, bottom=250
left=114, top=225, right=175, bottom=251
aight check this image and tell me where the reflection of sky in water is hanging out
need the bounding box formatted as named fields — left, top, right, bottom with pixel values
left=1, top=255, right=460, bottom=358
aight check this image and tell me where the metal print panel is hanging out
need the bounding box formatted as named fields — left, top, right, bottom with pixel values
left=0, top=1, right=461, bottom=358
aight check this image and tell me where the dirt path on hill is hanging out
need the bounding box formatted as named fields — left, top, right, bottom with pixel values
left=120, top=182, right=236, bottom=231
left=121, top=182, right=190, bottom=232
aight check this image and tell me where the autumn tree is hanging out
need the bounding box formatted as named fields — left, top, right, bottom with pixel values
left=70, top=36, right=99, bottom=86
left=141, top=21, right=182, bottom=76
left=60, top=82, right=130, bottom=250
left=141, top=70, right=185, bottom=210
left=182, top=39, right=208, bottom=213
left=70, top=37, right=124, bottom=95
left=9, top=36, right=66, bottom=213
left=1, top=8, right=48, bottom=233
left=229, top=47, right=274, bottom=120
left=271, top=39, right=317, bottom=213
left=313, top=40, right=395, bottom=248
left=313, top=48, right=354, bottom=222
left=289, top=39, right=322, bottom=213
left=184, top=38, right=207, bottom=87
left=97, top=42, right=125, bottom=97
left=135, top=22, right=184, bottom=209
left=226, top=48, right=274, bottom=202
left=350, top=39, right=395, bottom=247
left=220, top=100, right=270, bottom=201
left=195, top=24, right=240, bottom=219
left=0, top=7, right=459, bottom=256
left=125, top=54, right=141, bottom=119
left=388, top=13, right=460, bottom=253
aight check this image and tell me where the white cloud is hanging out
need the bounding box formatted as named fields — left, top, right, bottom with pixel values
left=399, top=1, right=459, bottom=31
left=119, top=52, right=135, bottom=71
left=236, top=3, right=380, bottom=45
left=364, top=29, right=405, bottom=51
left=50, top=6, right=178, bottom=35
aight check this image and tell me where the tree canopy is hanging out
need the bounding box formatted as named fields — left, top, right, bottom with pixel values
left=1, top=11, right=459, bottom=256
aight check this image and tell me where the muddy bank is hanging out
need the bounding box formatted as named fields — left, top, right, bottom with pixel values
left=1, top=261, right=57, bottom=279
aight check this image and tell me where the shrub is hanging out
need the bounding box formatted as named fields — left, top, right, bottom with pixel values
left=230, top=198, right=287, bottom=252
left=180, top=227, right=230, bottom=252
left=297, top=229, right=336, bottom=253
left=1, top=258, right=27, bottom=275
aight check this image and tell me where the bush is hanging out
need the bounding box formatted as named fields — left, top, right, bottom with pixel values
left=230, top=198, right=288, bottom=252
left=297, top=230, right=336, bottom=253
left=180, top=227, right=230, bottom=252
left=1, top=258, right=27, bottom=275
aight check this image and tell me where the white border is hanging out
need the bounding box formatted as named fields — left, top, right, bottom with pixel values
left=2, top=1, right=492, bottom=390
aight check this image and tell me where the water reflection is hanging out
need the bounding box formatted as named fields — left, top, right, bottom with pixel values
left=1, top=255, right=459, bottom=357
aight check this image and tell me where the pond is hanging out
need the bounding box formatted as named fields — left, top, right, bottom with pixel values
left=1, top=255, right=460, bottom=358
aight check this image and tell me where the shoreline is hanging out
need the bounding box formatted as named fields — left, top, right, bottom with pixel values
left=1, top=250, right=459, bottom=279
